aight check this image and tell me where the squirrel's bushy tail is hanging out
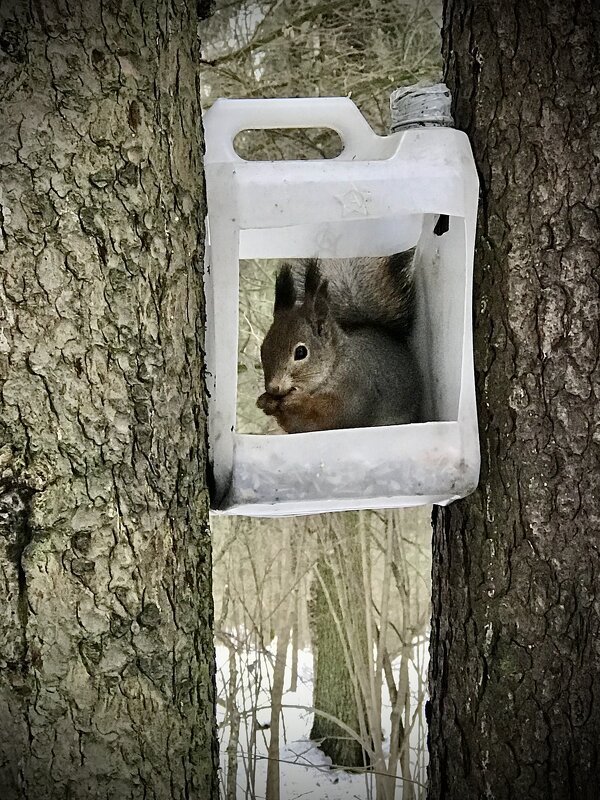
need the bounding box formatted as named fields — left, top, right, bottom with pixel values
left=289, top=249, right=416, bottom=338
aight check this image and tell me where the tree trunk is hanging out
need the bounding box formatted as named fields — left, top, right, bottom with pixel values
left=429, top=2, right=600, bottom=799
left=0, top=1, right=218, bottom=798
left=310, top=515, right=368, bottom=769
left=266, top=623, right=291, bottom=800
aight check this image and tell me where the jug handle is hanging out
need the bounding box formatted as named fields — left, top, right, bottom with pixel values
left=203, top=97, right=382, bottom=162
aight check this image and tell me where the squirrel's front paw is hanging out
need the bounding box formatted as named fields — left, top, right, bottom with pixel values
left=257, top=392, right=280, bottom=414
left=257, top=389, right=308, bottom=432
left=268, top=390, right=311, bottom=433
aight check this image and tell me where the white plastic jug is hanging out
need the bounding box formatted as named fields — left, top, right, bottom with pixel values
left=203, top=97, right=479, bottom=516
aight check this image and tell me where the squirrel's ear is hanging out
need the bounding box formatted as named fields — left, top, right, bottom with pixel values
left=304, top=259, right=321, bottom=297
left=274, top=264, right=296, bottom=312
left=312, top=279, right=330, bottom=332
left=301, top=261, right=330, bottom=333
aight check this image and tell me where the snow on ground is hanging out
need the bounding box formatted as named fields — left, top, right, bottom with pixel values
left=215, top=640, right=428, bottom=799
left=216, top=643, right=368, bottom=798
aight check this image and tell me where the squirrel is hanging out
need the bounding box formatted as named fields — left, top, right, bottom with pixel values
left=256, top=251, right=422, bottom=433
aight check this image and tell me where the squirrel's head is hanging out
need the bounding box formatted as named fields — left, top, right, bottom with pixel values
left=259, top=261, right=340, bottom=399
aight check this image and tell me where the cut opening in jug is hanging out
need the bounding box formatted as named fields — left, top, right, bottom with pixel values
left=233, top=127, right=344, bottom=161
left=233, top=213, right=466, bottom=436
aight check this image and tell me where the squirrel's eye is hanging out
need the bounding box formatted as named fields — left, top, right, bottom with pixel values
left=294, top=344, right=308, bottom=361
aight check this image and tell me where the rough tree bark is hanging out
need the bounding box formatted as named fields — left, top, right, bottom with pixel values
left=0, top=1, right=218, bottom=798
left=429, top=2, right=600, bottom=799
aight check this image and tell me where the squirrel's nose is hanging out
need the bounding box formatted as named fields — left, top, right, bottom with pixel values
left=267, top=380, right=292, bottom=397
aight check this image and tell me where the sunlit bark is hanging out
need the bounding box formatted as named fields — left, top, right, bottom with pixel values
left=0, top=1, right=218, bottom=797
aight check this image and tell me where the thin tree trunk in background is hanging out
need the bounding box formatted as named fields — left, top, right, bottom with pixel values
left=225, top=646, right=240, bottom=800
left=397, top=646, right=414, bottom=800
left=310, top=516, right=369, bottom=769
left=429, top=2, right=600, bottom=798
left=288, top=600, right=299, bottom=692
left=0, top=1, right=218, bottom=797
left=265, top=623, right=290, bottom=800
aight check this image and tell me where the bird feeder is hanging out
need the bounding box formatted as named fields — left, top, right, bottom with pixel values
left=203, top=95, right=479, bottom=516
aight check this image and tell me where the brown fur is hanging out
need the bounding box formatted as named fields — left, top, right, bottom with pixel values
left=257, top=389, right=343, bottom=433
